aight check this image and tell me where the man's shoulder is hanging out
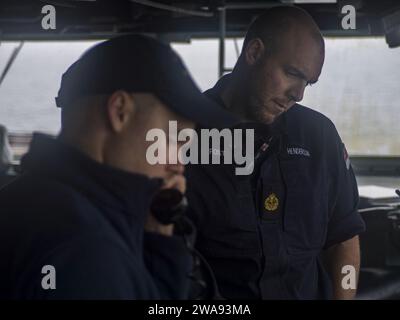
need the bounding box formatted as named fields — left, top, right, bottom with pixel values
left=287, top=103, right=334, bottom=126
left=0, top=173, right=127, bottom=269
left=0, top=173, right=104, bottom=236
left=285, top=104, right=339, bottom=139
left=0, top=173, right=85, bottom=209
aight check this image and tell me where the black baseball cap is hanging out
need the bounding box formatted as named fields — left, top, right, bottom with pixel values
left=56, top=34, right=238, bottom=128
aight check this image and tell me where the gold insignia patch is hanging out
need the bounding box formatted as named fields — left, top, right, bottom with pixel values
left=264, top=193, right=279, bottom=212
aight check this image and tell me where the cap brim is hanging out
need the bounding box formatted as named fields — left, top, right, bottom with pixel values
left=158, top=82, right=239, bottom=129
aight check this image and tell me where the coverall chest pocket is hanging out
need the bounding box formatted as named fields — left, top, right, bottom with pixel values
left=194, top=165, right=259, bottom=255
left=215, top=176, right=260, bottom=253
left=230, top=177, right=258, bottom=232
left=279, top=157, right=328, bottom=255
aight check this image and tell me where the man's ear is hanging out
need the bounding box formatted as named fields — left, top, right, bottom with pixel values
left=106, top=90, right=135, bottom=133
left=244, top=38, right=265, bottom=66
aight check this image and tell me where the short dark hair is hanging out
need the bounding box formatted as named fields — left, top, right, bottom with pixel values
left=242, top=6, right=324, bottom=55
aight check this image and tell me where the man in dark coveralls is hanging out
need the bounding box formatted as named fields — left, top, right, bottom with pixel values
left=186, top=6, right=365, bottom=300
left=0, top=35, right=235, bottom=299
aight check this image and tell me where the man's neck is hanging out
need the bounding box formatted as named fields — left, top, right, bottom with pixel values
left=58, top=130, right=104, bottom=164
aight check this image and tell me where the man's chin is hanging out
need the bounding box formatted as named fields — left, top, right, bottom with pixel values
left=261, top=113, right=277, bottom=125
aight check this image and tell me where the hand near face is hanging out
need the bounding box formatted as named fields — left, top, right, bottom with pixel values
left=162, top=163, right=186, bottom=194
left=145, top=164, right=186, bottom=236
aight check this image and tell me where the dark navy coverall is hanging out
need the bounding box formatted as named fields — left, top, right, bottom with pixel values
left=0, top=134, right=192, bottom=299
left=186, top=77, right=366, bottom=299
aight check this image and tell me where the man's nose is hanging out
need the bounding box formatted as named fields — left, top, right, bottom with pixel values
left=288, top=82, right=306, bottom=103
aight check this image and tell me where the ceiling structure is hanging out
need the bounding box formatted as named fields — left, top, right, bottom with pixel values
left=0, top=0, right=399, bottom=41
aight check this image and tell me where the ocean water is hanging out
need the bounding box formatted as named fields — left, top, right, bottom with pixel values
left=0, top=37, right=399, bottom=156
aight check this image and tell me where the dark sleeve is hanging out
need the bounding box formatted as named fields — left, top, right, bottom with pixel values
left=24, top=236, right=148, bottom=300
left=324, top=121, right=366, bottom=249
left=143, top=232, right=192, bottom=300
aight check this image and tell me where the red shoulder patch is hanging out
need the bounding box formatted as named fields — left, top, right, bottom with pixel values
left=343, top=144, right=350, bottom=170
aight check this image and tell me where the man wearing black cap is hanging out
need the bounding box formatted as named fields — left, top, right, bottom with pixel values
left=0, top=34, right=234, bottom=299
